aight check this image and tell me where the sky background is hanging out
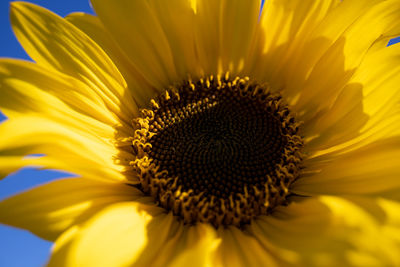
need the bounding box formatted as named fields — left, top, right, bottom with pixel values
left=1, top=0, right=400, bottom=267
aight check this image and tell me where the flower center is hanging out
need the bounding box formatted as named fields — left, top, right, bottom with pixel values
left=131, top=74, right=303, bottom=227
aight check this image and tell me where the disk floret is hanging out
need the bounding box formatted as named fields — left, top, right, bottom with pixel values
left=131, top=74, right=303, bottom=227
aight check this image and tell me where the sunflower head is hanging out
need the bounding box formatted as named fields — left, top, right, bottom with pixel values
left=1, top=0, right=400, bottom=266
left=130, top=74, right=303, bottom=227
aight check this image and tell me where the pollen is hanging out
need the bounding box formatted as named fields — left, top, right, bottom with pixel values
left=131, top=74, right=303, bottom=227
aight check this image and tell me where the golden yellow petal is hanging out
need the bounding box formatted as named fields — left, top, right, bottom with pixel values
left=143, top=0, right=202, bottom=79
left=10, top=2, right=138, bottom=122
left=294, top=138, right=400, bottom=195
left=48, top=202, right=152, bottom=267
left=166, top=224, right=220, bottom=267
left=0, top=156, right=24, bottom=179
left=249, top=0, right=340, bottom=91
left=91, top=0, right=184, bottom=88
left=251, top=196, right=400, bottom=266
left=0, top=155, right=57, bottom=180
left=305, top=43, right=400, bottom=154
left=0, top=116, right=130, bottom=182
left=251, top=0, right=400, bottom=125
left=134, top=218, right=220, bottom=267
left=65, top=13, right=157, bottom=108
left=133, top=212, right=182, bottom=266
left=214, top=226, right=278, bottom=267
left=0, top=59, right=118, bottom=133
left=0, top=178, right=142, bottom=241
left=292, top=0, right=400, bottom=114
left=193, top=0, right=262, bottom=75
left=47, top=226, right=79, bottom=267
left=321, top=196, right=400, bottom=266
left=0, top=59, right=137, bottom=180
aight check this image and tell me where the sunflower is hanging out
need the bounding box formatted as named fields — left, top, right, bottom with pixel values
left=1, top=0, right=400, bottom=266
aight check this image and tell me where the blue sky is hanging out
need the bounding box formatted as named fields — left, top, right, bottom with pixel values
left=0, top=1, right=93, bottom=266
left=1, top=0, right=400, bottom=266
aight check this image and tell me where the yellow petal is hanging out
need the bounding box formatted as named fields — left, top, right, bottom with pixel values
left=0, top=155, right=57, bottom=180
left=0, top=116, right=130, bottom=182
left=0, top=178, right=143, bottom=241
left=250, top=0, right=400, bottom=124
left=292, top=0, right=400, bottom=116
left=193, top=0, right=262, bottom=75
left=299, top=44, right=400, bottom=197
left=251, top=196, right=400, bottom=266
left=65, top=13, right=157, bottom=108
left=10, top=2, right=138, bottom=122
left=133, top=212, right=182, bottom=266
left=214, top=226, right=277, bottom=267
left=133, top=216, right=220, bottom=267
left=305, top=43, right=400, bottom=154
left=91, top=0, right=185, bottom=88
left=0, top=59, right=136, bottom=180
left=249, top=0, right=340, bottom=91
left=47, top=226, right=80, bottom=266
left=167, top=224, right=220, bottom=267
left=321, top=196, right=400, bottom=266
left=0, top=155, right=32, bottom=179
left=143, top=0, right=202, bottom=79
left=294, top=138, right=400, bottom=196
left=0, top=59, right=118, bottom=134
left=48, top=202, right=158, bottom=267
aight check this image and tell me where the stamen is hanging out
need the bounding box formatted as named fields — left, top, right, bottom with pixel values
left=130, top=75, right=303, bottom=227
